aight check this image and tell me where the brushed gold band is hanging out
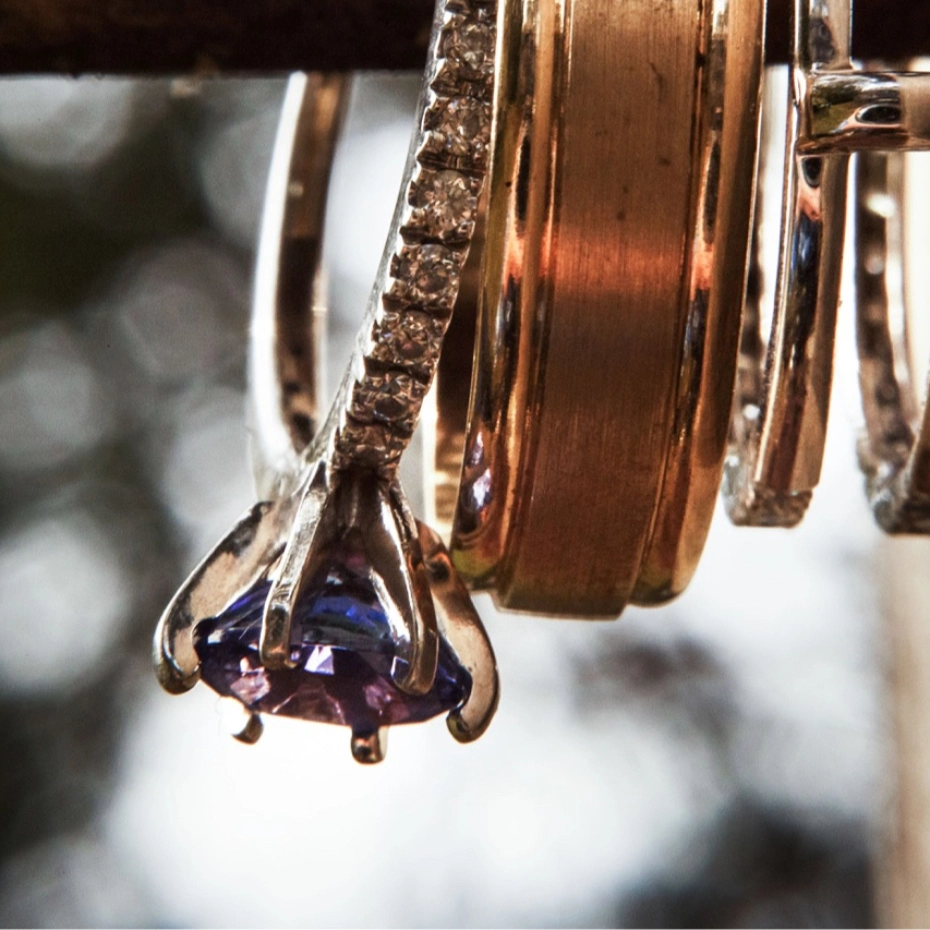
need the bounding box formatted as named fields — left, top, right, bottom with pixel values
left=630, top=0, right=765, bottom=604
left=448, top=0, right=765, bottom=616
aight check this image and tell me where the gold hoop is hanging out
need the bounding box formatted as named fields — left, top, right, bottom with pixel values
left=724, top=0, right=852, bottom=526
left=450, top=0, right=765, bottom=615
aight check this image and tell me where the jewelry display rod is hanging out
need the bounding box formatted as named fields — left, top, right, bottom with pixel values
left=0, top=0, right=926, bottom=74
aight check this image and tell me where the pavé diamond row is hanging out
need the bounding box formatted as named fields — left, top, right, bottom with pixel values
left=326, top=0, right=496, bottom=474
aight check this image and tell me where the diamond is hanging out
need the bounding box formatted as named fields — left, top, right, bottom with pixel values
left=407, top=168, right=480, bottom=241
left=390, top=244, right=462, bottom=308
left=431, top=60, right=494, bottom=100
left=351, top=370, right=428, bottom=428
left=442, top=18, right=494, bottom=73
left=194, top=534, right=471, bottom=733
left=333, top=417, right=408, bottom=471
left=421, top=97, right=491, bottom=169
left=369, top=310, right=446, bottom=372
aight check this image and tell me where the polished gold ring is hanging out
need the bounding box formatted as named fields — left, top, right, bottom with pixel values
left=448, top=0, right=765, bottom=615
left=724, top=0, right=851, bottom=528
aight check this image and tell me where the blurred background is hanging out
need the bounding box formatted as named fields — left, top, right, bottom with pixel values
left=0, top=70, right=916, bottom=926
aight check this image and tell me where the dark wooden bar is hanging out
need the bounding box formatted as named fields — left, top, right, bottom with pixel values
left=0, top=0, right=926, bottom=76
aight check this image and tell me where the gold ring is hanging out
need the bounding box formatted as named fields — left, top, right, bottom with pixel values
left=450, top=0, right=764, bottom=615
left=249, top=72, right=348, bottom=497
left=724, top=0, right=851, bottom=526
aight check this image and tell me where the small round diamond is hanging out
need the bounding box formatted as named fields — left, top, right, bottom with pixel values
left=444, top=21, right=493, bottom=72
left=370, top=311, right=445, bottom=371
left=410, top=169, right=478, bottom=238
left=411, top=245, right=455, bottom=292
left=391, top=244, right=461, bottom=306
left=425, top=97, right=491, bottom=160
left=352, top=371, right=427, bottom=426
left=334, top=418, right=407, bottom=471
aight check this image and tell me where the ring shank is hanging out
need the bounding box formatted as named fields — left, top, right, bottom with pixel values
left=856, top=148, right=930, bottom=531
left=249, top=73, right=348, bottom=498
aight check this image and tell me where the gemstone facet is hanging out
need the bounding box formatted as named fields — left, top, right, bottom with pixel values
left=193, top=531, right=471, bottom=735
left=390, top=243, right=462, bottom=308
left=408, top=168, right=480, bottom=241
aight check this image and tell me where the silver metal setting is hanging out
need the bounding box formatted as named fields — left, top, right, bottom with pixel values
left=249, top=73, right=348, bottom=499
left=155, top=0, right=500, bottom=762
left=856, top=148, right=930, bottom=532
left=725, top=1, right=930, bottom=530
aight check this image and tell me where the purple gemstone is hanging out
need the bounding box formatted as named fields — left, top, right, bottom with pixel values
left=193, top=531, right=471, bottom=734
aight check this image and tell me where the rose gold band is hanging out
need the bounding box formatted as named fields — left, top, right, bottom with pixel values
left=445, top=0, right=765, bottom=616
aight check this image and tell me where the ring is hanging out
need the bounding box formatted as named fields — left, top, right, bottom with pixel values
left=154, top=0, right=500, bottom=763
left=450, top=0, right=764, bottom=615
left=856, top=148, right=930, bottom=532
left=248, top=73, right=347, bottom=498
left=724, top=0, right=852, bottom=526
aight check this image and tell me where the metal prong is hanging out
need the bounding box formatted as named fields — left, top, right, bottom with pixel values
left=154, top=498, right=294, bottom=694
left=260, top=462, right=329, bottom=669
left=417, top=521, right=499, bottom=742
left=374, top=481, right=439, bottom=696
left=351, top=728, right=388, bottom=764
left=232, top=712, right=264, bottom=745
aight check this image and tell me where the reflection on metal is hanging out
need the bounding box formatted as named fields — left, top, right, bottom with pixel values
left=451, top=0, right=765, bottom=614
left=855, top=150, right=930, bottom=531
left=725, top=0, right=851, bottom=527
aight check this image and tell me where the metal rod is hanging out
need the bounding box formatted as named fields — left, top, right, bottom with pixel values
left=799, top=71, right=930, bottom=153
left=0, top=0, right=926, bottom=76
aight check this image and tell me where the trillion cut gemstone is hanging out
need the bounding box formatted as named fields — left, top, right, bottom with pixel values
left=193, top=532, right=471, bottom=734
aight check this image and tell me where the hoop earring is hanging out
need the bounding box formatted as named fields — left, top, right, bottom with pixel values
left=856, top=148, right=930, bottom=532
left=724, top=0, right=852, bottom=527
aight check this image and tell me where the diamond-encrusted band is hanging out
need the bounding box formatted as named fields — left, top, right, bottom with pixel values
left=856, top=150, right=930, bottom=533
left=155, top=37, right=501, bottom=760
left=318, top=0, right=497, bottom=476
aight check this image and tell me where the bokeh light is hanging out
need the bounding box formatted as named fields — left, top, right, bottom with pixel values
left=0, top=70, right=904, bottom=927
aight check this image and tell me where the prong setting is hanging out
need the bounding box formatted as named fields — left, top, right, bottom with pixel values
left=259, top=461, right=329, bottom=669
left=418, top=522, right=499, bottom=742
left=351, top=728, right=388, bottom=764
left=232, top=712, right=264, bottom=745
left=155, top=0, right=500, bottom=763
left=154, top=498, right=295, bottom=692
